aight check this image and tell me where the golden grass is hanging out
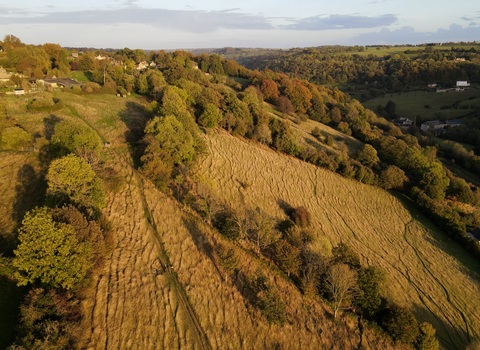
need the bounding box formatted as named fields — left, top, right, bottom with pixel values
left=292, top=118, right=364, bottom=155
left=80, top=152, right=199, bottom=350
left=194, top=130, right=480, bottom=350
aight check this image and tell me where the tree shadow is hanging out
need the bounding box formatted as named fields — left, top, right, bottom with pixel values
left=43, top=114, right=62, bottom=141
left=6, top=164, right=47, bottom=255
left=411, top=303, right=471, bottom=350
left=277, top=198, right=294, bottom=217
left=181, top=217, right=223, bottom=280
left=118, top=101, right=150, bottom=168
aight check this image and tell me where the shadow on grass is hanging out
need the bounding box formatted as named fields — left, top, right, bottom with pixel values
left=0, top=276, right=27, bottom=349
left=6, top=165, right=47, bottom=256
left=181, top=216, right=223, bottom=281
left=392, top=192, right=480, bottom=280
left=411, top=303, right=470, bottom=350
left=118, top=101, right=150, bottom=168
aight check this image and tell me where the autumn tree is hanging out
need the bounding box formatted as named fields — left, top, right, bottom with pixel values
left=284, top=80, right=312, bottom=114
left=250, top=208, right=281, bottom=254
left=13, top=207, right=92, bottom=289
left=325, top=263, right=358, bottom=318
left=277, top=95, right=294, bottom=115
left=260, top=79, right=279, bottom=102
left=417, top=322, right=440, bottom=350
left=379, top=165, right=408, bottom=190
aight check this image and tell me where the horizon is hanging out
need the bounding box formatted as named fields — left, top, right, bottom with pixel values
left=0, top=0, right=479, bottom=49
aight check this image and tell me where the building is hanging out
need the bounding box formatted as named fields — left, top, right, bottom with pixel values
left=428, top=83, right=437, bottom=88
left=457, top=81, right=470, bottom=87
left=393, top=117, right=414, bottom=128
left=421, top=119, right=461, bottom=133
left=13, top=89, right=25, bottom=96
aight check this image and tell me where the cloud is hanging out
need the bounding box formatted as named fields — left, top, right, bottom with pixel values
left=0, top=7, right=273, bottom=32
left=461, top=17, right=472, bottom=21
left=469, top=21, right=477, bottom=26
left=280, top=14, right=397, bottom=30
left=351, top=23, right=480, bottom=45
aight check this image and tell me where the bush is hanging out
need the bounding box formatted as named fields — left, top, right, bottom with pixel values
left=311, top=126, right=321, bottom=138
left=27, top=97, right=64, bottom=112
left=291, top=206, right=311, bottom=227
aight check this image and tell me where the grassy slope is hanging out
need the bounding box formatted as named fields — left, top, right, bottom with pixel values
left=3, top=91, right=478, bottom=349
left=362, top=90, right=480, bottom=122
left=195, top=130, right=480, bottom=350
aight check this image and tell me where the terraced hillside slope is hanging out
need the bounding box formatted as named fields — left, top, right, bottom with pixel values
left=195, top=130, right=480, bottom=350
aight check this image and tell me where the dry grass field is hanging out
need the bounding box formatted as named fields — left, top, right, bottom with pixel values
left=4, top=90, right=479, bottom=349
left=79, top=148, right=405, bottom=349
left=194, top=130, right=480, bottom=350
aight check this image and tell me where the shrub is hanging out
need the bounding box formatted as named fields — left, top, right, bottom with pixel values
left=291, top=206, right=311, bottom=227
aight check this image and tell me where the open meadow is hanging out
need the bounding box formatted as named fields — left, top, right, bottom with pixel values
left=362, top=90, right=480, bottom=122
left=195, top=130, right=480, bottom=350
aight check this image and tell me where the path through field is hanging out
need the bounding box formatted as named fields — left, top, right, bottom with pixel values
left=81, top=153, right=204, bottom=350
left=196, top=130, right=480, bottom=350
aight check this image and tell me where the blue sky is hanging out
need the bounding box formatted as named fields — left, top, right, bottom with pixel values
left=0, top=0, right=479, bottom=49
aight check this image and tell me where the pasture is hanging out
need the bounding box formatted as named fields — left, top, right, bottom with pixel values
left=196, top=130, right=480, bottom=350
left=362, top=90, right=480, bottom=122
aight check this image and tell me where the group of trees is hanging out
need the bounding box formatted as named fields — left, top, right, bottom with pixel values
left=0, top=35, right=71, bottom=79
left=194, top=190, right=438, bottom=348
left=242, top=45, right=480, bottom=93
left=0, top=105, right=112, bottom=347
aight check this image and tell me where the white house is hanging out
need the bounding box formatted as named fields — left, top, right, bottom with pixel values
left=457, top=81, right=470, bottom=87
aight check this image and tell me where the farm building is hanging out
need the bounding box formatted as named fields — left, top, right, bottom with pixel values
left=457, top=81, right=470, bottom=87
left=39, top=78, right=83, bottom=89
left=13, top=89, right=25, bottom=96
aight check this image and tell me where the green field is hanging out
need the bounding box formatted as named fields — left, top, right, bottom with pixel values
left=69, top=71, right=93, bottom=82
left=362, top=90, right=480, bottom=121
left=350, top=45, right=480, bottom=57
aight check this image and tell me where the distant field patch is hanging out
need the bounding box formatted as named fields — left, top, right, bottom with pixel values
left=362, top=90, right=480, bottom=121
left=69, top=71, right=93, bottom=82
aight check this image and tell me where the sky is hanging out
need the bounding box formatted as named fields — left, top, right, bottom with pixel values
left=0, top=0, right=479, bottom=49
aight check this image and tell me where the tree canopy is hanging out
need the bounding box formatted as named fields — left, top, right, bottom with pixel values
left=13, top=207, right=91, bottom=289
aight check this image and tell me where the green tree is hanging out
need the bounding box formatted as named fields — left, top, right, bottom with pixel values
left=13, top=207, right=91, bottom=289
left=144, top=115, right=196, bottom=165
left=381, top=305, right=419, bottom=344
left=356, top=144, right=379, bottom=167
left=50, top=121, right=100, bottom=157
left=47, top=154, right=105, bottom=212
left=77, top=52, right=95, bottom=71
left=0, top=126, right=31, bottom=150
left=216, top=243, right=238, bottom=283
left=199, top=103, right=223, bottom=128
left=420, top=163, right=449, bottom=200
left=257, top=285, right=286, bottom=325
left=417, top=322, right=439, bottom=350
left=356, top=266, right=385, bottom=318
